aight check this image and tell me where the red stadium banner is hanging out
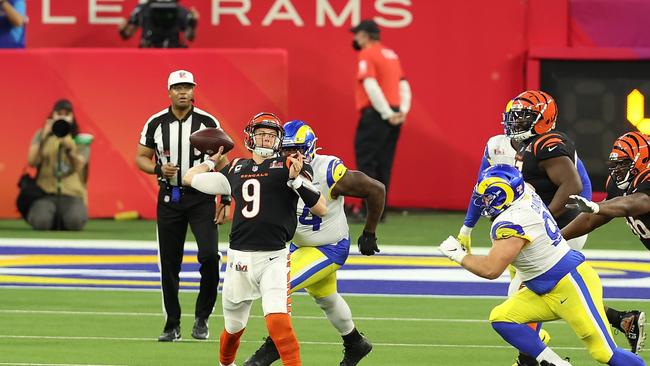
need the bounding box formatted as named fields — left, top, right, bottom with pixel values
left=12, top=1, right=554, bottom=214
left=0, top=48, right=288, bottom=218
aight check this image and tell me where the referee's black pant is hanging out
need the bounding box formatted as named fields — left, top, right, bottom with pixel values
left=157, top=186, right=220, bottom=331
left=354, top=107, right=401, bottom=211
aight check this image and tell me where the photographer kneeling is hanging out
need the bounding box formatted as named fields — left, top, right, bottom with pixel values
left=26, top=99, right=89, bottom=231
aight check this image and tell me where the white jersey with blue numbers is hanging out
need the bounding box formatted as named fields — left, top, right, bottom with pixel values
left=485, top=135, right=517, bottom=166
left=490, top=185, right=571, bottom=282
left=293, top=154, right=349, bottom=247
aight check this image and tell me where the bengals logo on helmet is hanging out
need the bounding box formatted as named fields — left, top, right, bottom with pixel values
left=503, top=90, right=558, bottom=142
left=608, top=131, right=650, bottom=190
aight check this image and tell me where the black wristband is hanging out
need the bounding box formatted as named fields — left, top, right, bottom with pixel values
left=296, top=184, right=320, bottom=208
left=154, top=164, right=163, bottom=177
left=220, top=195, right=231, bottom=206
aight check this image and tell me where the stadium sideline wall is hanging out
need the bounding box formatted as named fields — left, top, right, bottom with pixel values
left=2, top=0, right=643, bottom=217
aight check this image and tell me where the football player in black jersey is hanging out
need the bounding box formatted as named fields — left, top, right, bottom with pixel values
left=503, top=90, right=588, bottom=366
left=562, top=131, right=650, bottom=354
left=183, top=112, right=327, bottom=366
left=506, top=90, right=584, bottom=232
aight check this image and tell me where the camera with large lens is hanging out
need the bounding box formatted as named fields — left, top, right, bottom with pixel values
left=52, top=119, right=72, bottom=138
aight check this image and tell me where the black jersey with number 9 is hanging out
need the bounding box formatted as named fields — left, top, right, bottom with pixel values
left=220, top=156, right=314, bottom=251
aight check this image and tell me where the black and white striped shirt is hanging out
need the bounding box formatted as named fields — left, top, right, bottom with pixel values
left=140, top=106, right=220, bottom=186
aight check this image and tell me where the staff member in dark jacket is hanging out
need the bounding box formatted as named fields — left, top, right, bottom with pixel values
left=350, top=19, right=411, bottom=220
left=135, top=70, right=227, bottom=342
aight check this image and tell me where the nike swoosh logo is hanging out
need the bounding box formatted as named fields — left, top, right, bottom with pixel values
left=560, top=298, right=568, bottom=304
left=269, top=256, right=279, bottom=261
left=548, top=146, right=558, bottom=152
left=448, top=249, right=457, bottom=252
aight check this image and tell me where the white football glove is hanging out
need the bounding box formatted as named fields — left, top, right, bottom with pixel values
left=438, top=236, right=468, bottom=264
left=457, top=225, right=472, bottom=254
left=565, top=194, right=600, bottom=214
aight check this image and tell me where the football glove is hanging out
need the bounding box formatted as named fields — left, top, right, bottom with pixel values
left=565, top=195, right=600, bottom=214
left=438, top=236, right=467, bottom=264
left=358, top=231, right=380, bottom=256
left=457, top=225, right=473, bottom=254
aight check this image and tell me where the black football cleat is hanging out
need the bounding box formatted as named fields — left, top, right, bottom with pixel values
left=340, top=336, right=373, bottom=366
left=191, top=318, right=209, bottom=340
left=243, top=336, right=280, bottom=366
left=158, top=326, right=181, bottom=342
left=620, top=310, right=646, bottom=354
left=513, top=352, right=538, bottom=366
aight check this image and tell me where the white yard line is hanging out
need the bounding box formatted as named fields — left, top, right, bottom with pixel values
left=0, top=333, right=586, bottom=351
left=1, top=308, right=635, bottom=327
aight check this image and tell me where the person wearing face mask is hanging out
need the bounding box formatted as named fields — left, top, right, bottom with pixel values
left=26, top=99, right=88, bottom=231
left=349, top=19, right=411, bottom=222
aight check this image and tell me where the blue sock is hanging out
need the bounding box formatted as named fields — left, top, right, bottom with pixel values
left=491, top=322, right=546, bottom=357
left=609, top=347, right=645, bottom=366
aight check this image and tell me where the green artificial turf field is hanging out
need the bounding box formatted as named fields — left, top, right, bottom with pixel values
left=0, top=289, right=647, bottom=366
left=0, top=212, right=648, bottom=366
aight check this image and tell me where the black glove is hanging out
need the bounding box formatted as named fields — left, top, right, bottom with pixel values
left=358, top=231, right=380, bottom=256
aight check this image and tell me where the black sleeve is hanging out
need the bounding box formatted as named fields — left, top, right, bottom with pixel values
left=533, top=133, right=574, bottom=162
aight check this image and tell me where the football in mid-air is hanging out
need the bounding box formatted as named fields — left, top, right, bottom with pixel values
left=190, top=128, right=234, bottom=155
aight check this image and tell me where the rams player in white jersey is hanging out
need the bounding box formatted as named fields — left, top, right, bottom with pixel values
left=439, top=164, right=645, bottom=366
left=244, top=120, right=386, bottom=366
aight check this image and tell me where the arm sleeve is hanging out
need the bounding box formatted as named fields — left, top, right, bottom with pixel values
left=576, top=158, right=592, bottom=200
left=463, top=150, right=491, bottom=228
left=363, top=78, right=395, bottom=120
left=399, top=79, right=412, bottom=114
left=191, top=172, right=231, bottom=196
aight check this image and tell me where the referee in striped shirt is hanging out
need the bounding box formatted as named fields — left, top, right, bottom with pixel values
left=136, top=70, right=227, bottom=342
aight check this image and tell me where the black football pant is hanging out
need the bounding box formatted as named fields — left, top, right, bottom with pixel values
left=354, top=107, right=401, bottom=214
left=157, top=187, right=220, bottom=331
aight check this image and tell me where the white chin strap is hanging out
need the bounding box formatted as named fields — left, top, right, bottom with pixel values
left=253, top=147, right=275, bottom=158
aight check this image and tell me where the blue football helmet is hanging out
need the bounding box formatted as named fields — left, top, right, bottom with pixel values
left=282, top=120, right=318, bottom=162
left=473, top=164, right=525, bottom=217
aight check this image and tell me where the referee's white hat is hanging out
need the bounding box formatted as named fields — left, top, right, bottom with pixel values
left=168, top=70, right=196, bottom=89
